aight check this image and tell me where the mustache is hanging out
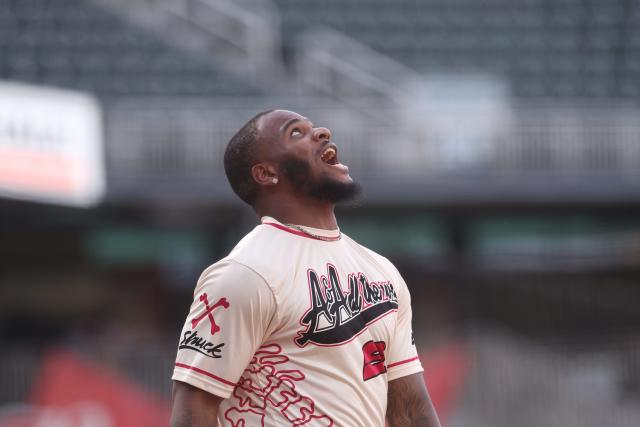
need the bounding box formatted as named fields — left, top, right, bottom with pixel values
left=316, top=140, right=332, bottom=156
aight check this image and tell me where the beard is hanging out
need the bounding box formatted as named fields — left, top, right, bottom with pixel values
left=280, top=155, right=362, bottom=204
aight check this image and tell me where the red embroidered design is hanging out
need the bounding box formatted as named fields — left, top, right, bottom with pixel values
left=191, top=293, right=230, bottom=336
left=224, top=344, right=333, bottom=426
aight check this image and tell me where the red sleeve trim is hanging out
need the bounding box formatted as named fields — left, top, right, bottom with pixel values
left=387, top=356, right=420, bottom=369
left=175, top=362, right=237, bottom=387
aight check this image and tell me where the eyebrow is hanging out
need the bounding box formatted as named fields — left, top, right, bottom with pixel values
left=280, top=117, right=312, bottom=134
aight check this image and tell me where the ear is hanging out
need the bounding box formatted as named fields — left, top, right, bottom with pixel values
left=251, top=163, right=279, bottom=186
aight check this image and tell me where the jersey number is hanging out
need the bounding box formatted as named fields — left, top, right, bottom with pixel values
left=362, top=340, right=387, bottom=381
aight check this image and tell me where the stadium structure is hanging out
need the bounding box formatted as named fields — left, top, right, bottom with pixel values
left=0, top=1, right=639, bottom=426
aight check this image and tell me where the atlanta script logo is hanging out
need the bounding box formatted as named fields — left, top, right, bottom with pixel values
left=180, top=293, right=229, bottom=358
left=295, top=264, right=398, bottom=347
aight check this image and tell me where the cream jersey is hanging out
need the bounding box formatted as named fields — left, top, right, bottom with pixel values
left=172, top=216, right=423, bottom=427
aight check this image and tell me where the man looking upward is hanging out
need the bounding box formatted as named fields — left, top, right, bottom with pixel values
left=170, top=109, right=441, bottom=427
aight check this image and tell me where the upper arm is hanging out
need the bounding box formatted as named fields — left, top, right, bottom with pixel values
left=386, top=266, right=439, bottom=426
left=387, top=373, right=441, bottom=427
left=172, top=260, right=277, bottom=398
left=387, top=271, right=422, bottom=380
left=170, top=380, right=223, bottom=427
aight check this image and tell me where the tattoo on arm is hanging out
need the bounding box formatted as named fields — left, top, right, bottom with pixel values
left=387, top=373, right=441, bottom=427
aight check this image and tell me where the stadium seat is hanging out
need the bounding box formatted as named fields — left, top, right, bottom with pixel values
left=273, top=0, right=637, bottom=99
left=0, top=0, right=262, bottom=97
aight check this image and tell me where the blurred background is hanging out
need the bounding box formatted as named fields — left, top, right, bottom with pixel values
left=1, top=0, right=640, bottom=426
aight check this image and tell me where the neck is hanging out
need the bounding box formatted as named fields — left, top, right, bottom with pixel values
left=256, top=194, right=338, bottom=230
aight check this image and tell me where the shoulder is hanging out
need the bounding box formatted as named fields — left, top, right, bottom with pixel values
left=341, top=233, right=409, bottom=293
left=199, top=223, right=297, bottom=290
left=193, top=258, right=278, bottom=314
left=225, top=224, right=282, bottom=269
left=342, top=233, right=401, bottom=274
left=195, top=258, right=268, bottom=295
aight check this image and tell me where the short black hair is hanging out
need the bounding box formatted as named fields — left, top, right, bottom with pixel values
left=224, top=110, right=274, bottom=206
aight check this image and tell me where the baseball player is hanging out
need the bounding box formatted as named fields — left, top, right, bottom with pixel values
left=170, top=110, right=441, bottom=427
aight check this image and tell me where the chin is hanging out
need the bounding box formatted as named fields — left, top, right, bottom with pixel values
left=336, top=173, right=354, bottom=184
left=312, top=177, right=362, bottom=204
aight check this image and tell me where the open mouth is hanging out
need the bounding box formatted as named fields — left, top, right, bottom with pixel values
left=320, top=144, right=339, bottom=165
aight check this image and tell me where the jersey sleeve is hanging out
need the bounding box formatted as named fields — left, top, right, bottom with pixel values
left=172, top=259, right=277, bottom=398
left=386, top=272, right=424, bottom=381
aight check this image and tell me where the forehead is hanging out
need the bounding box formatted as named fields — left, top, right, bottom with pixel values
left=258, top=110, right=310, bottom=137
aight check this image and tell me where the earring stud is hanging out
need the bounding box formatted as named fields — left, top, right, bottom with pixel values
left=272, top=177, right=278, bottom=184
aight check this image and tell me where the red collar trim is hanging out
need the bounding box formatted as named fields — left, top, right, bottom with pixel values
left=263, top=222, right=341, bottom=241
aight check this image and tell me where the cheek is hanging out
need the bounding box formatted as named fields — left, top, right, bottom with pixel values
left=284, top=143, right=314, bottom=161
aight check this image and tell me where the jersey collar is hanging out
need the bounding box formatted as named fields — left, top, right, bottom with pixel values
left=261, top=216, right=341, bottom=241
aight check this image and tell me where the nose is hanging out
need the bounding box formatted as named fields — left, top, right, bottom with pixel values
left=313, top=126, right=331, bottom=142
